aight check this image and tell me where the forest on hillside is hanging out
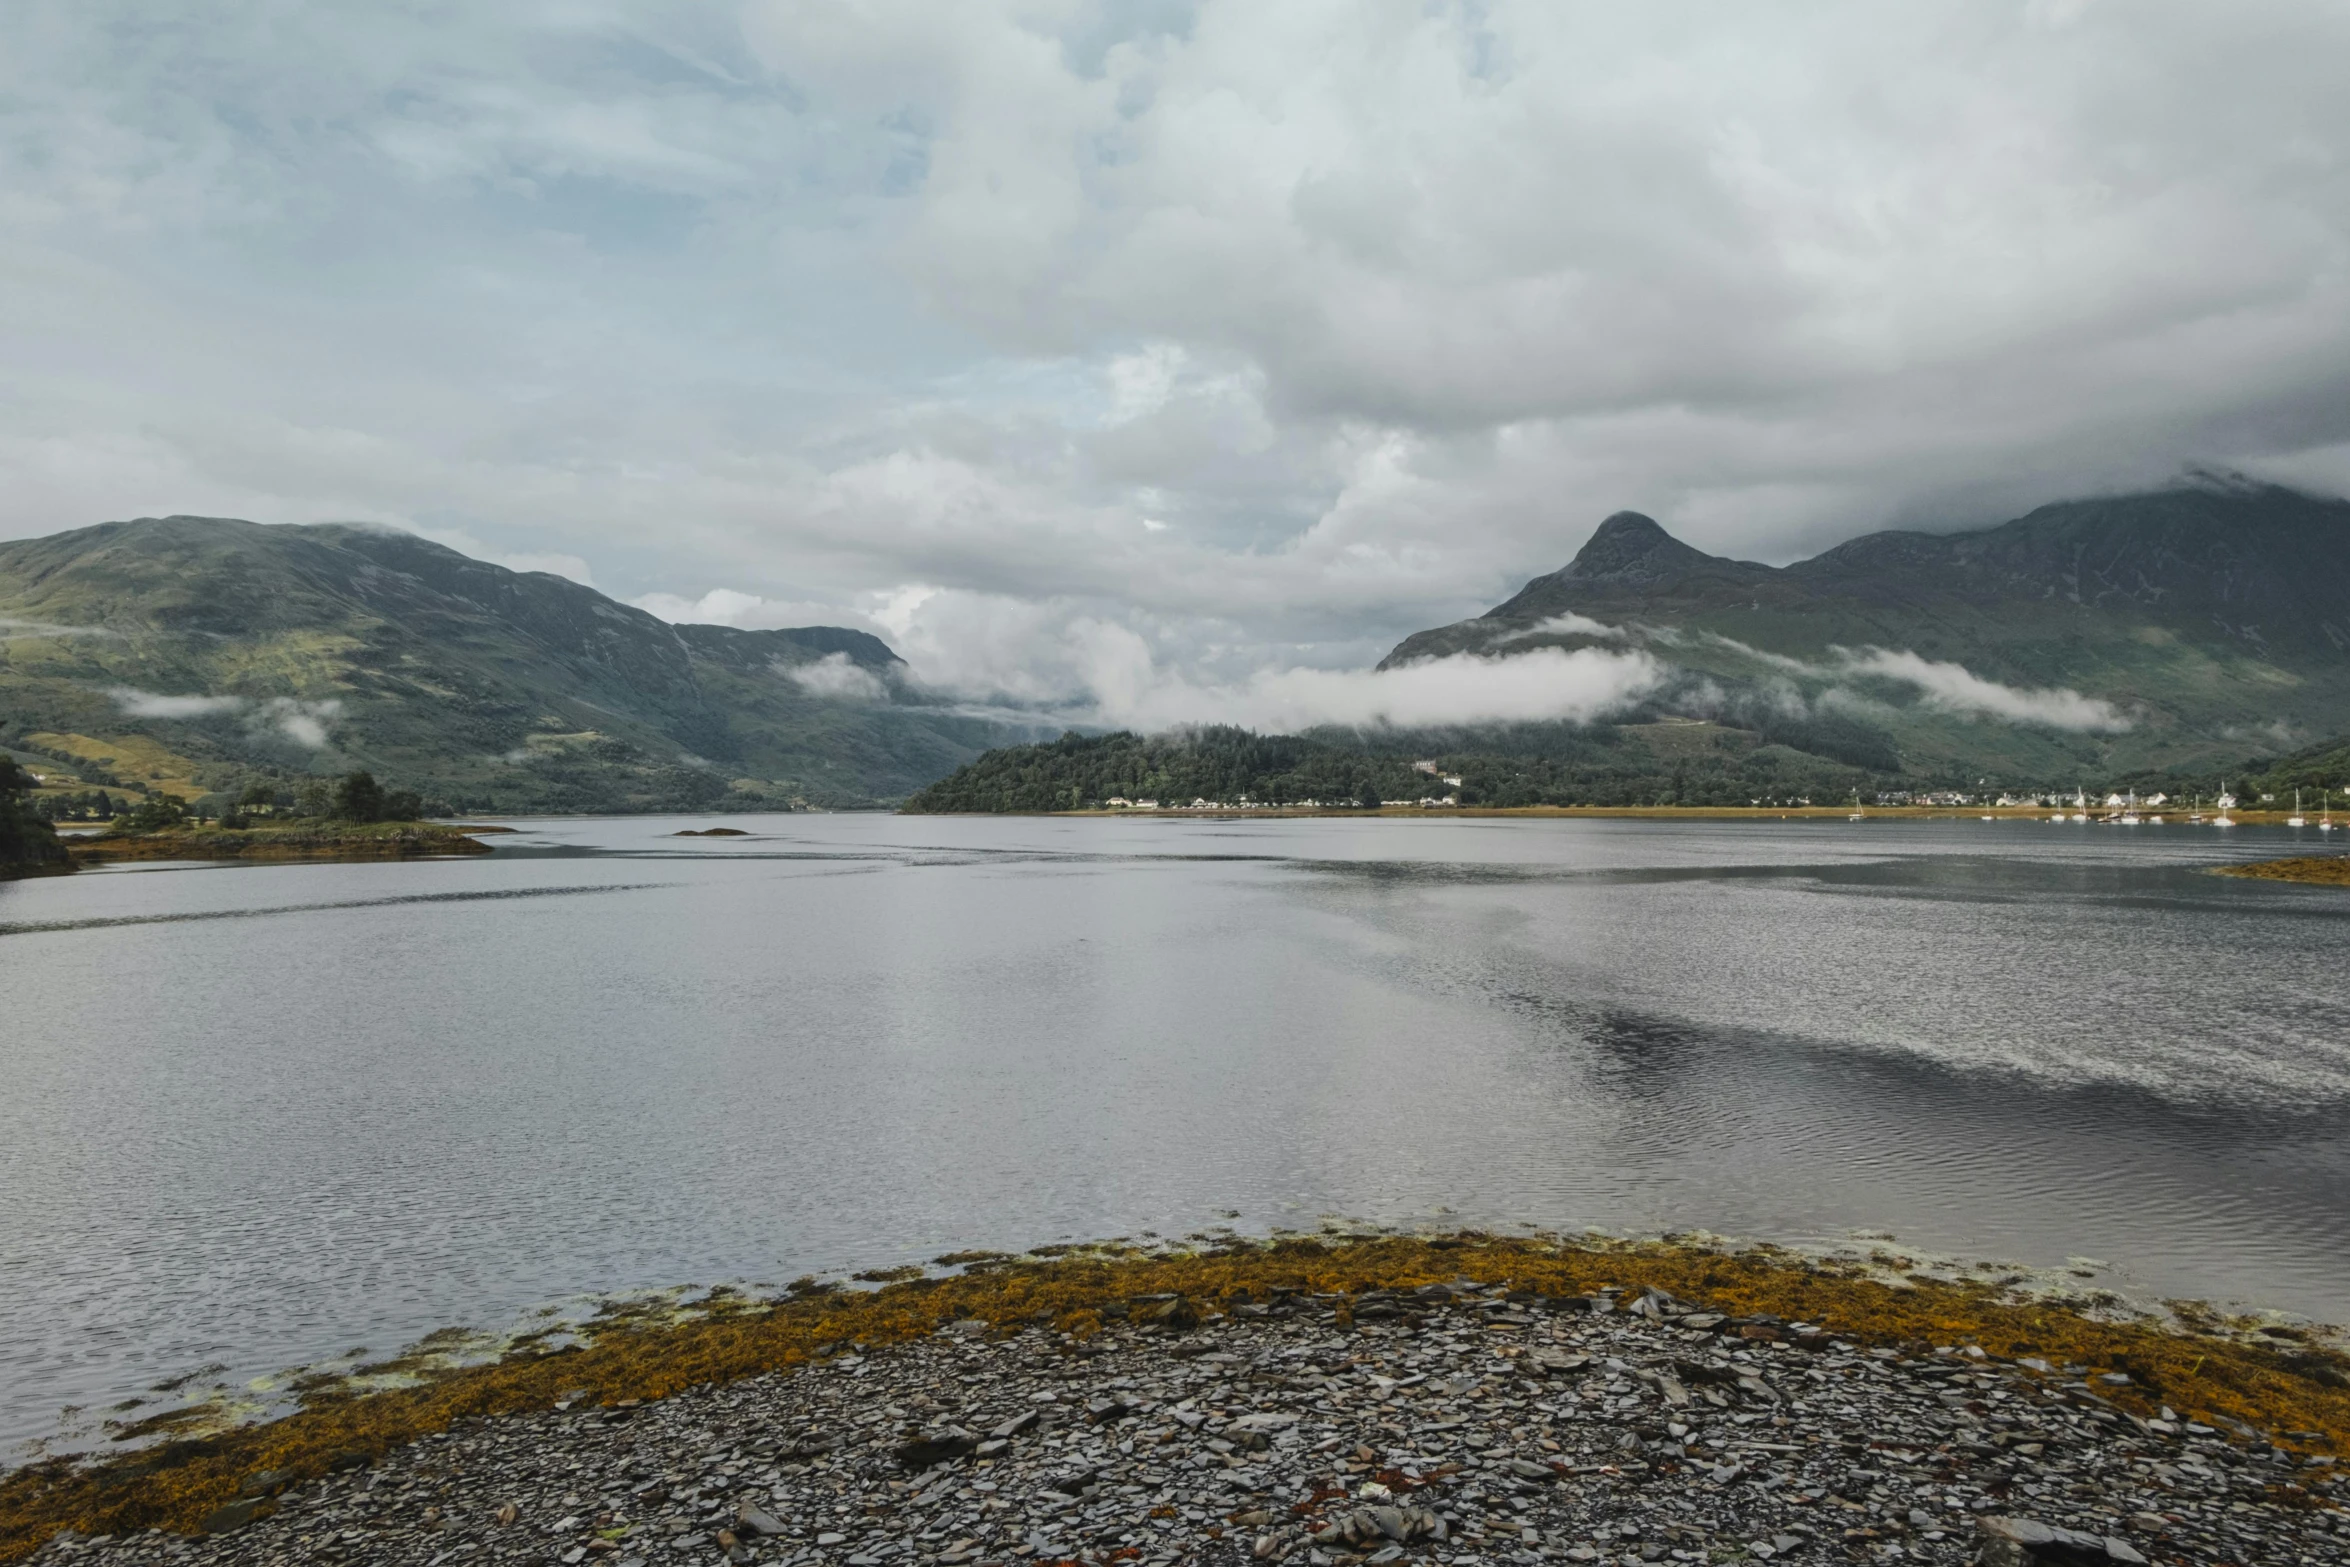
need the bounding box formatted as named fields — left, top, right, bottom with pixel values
left=901, top=724, right=1888, bottom=812
left=903, top=719, right=2350, bottom=815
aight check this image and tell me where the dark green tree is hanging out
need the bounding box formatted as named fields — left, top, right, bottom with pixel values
left=333, top=771, right=388, bottom=821
left=327, top=771, right=425, bottom=822
left=0, top=758, right=69, bottom=871
left=112, top=794, right=190, bottom=834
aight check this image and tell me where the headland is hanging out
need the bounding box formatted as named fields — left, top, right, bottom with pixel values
left=4, top=1234, right=2343, bottom=1565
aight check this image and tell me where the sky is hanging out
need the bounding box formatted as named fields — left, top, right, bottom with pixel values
left=4, top=0, right=2348, bottom=722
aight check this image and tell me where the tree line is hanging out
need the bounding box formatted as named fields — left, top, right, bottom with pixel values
left=16, top=769, right=429, bottom=830
left=901, top=725, right=1885, bottom=813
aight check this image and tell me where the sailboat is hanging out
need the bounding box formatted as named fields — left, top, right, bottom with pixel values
left=2322, top=790, right=2337, bottom=833
left=1847, top=791, right=1865, bottom=822
left=2288, top=789, right=2307, bottom=828
left=2213, top=780, right=2235, bottom=828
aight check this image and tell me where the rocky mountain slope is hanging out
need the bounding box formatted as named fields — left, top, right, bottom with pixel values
left=1381, top=477, right=2350, bottom=781
left=0, top=517, right=1027, bottom=811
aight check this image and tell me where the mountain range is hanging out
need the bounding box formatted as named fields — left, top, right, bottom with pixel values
left=0, top=516, right=1031, bottom=812
left=1380, top=474, right=2350, bottom=785
left=7, top=480, right=2348, bottom=818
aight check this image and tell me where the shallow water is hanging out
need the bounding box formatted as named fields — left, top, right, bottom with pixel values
left=3, top=813, right=2348, bottom=1450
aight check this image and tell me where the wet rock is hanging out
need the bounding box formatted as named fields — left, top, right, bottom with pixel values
left=735, top=1500, right=786, bottom=1536
left=1975, top=1516, right=2150, bottom=1565
left=891, top=1426, right=978, bottom=1468
left=1525, top=1346, right=1592, bottom=1376
left=195, top=1499, right=268, bottom=1535
left=1136, top=1296, right=1202, bottom=1330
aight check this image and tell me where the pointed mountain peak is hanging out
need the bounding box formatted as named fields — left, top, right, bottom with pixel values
left=1560, top=511, right=1715, bottom=583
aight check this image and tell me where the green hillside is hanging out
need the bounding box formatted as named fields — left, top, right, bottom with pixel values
left=903, top=722, right=1894, bottom=813
left=0, top=516, right=1030, bottom=812
left=1380, top=477, right=2350, bottom=783
left=912, top=479, right=2350, bottom=813
left=2246, top=734, right=2350, bottom=803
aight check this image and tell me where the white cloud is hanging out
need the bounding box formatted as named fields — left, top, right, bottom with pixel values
left=878, top=602, right=1662, bottom=732
left=786, top=651, right=890, bottom=702
left=1084, top=645, right=1667, bottom=733
left=634, top=588, right=768, bottom=627
left=0, top=615, right=117, bottom=638
left=1832, top=649, right=2132, bottom=732
left=107, top=687, right=343, bottom=747
left=5, top=0, right=2348, bottom=712
left=256, top=697, right=344, bottom=748
left=631, top=586, right=884, bottom=635
left=1468, top=625, right=2131, bottom=732
left=108, top=688, right=243, bottom=719
left=1497, top=612, right=1634, bottom=644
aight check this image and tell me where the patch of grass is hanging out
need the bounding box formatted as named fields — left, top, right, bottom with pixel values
left=22, top=732, right=208, bottom=800
left=3, top=1234, right=2344, bottom=1560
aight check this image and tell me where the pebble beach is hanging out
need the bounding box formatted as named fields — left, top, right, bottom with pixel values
left=24, top=1274, right=2346, bottom=1567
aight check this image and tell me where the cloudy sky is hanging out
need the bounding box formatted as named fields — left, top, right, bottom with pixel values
left=4, top=0, right=2348, bottom=716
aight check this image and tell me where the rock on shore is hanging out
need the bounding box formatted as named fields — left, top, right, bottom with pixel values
left=30, top=1284, right=2343, bottom=1567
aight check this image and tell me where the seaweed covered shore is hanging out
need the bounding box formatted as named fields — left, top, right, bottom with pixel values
left=2212, top=856, right=2350, bottom=888
left=5, top=1235, right=2347, bottom=1566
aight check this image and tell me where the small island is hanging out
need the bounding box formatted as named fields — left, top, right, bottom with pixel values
left=2214, top=854, right=2350, bottom=887
left=69, top=819, right=496, bottom=863
left=37, top=770, right=500, bottom=869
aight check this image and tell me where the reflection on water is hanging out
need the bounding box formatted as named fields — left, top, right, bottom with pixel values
left=2, top=813, right=2346, bottom=1450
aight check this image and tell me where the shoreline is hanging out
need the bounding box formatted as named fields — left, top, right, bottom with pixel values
left=61, top=822, right=503, bottom=866
left=5, top=1234, right=2344, bottom=1563
left=929, top=806, right=2334, bottom=825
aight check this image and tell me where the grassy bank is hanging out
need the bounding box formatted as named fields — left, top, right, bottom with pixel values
left=4, top=1232, right=2344, bottom=1560
left=66, top=820, right=500, bottom=864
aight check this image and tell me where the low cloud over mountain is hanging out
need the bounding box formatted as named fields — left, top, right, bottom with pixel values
left=6, top=3, right=2349, bottom=706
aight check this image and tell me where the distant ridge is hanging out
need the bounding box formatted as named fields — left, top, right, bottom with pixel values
left=0, top=516, right=1035, bottom=811
left=1377, top=480, right=2350, bottom=778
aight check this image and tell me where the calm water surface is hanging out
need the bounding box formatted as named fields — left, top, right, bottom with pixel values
left=3, top=814, right=2348, bottom=1450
